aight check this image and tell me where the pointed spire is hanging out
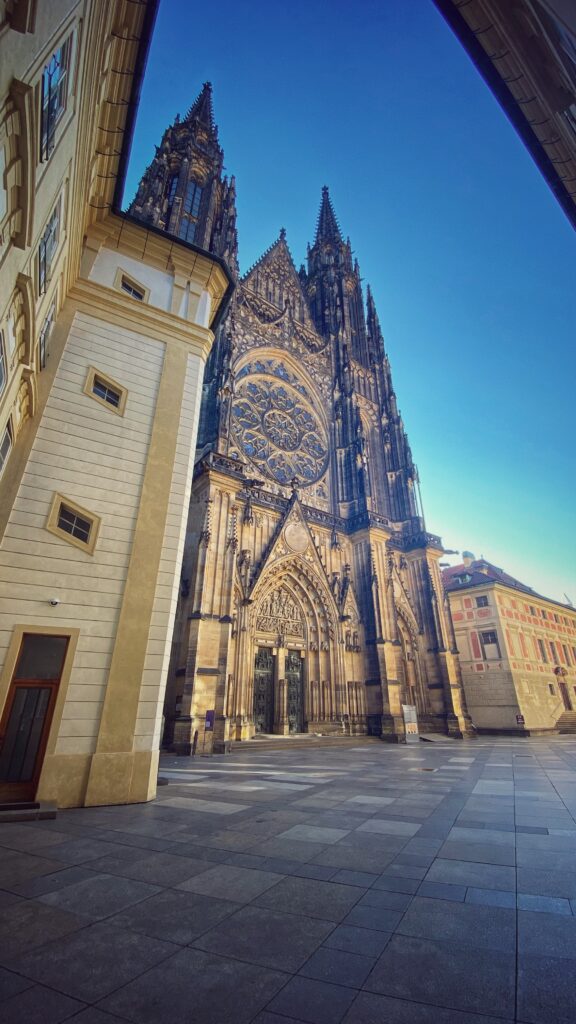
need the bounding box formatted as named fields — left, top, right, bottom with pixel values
left=314, top=185, right=342, bottom=244
left=184, top=82, right=217, bottom=133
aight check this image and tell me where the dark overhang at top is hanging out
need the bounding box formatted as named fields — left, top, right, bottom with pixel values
left=432, top=0, right=576, bottom=232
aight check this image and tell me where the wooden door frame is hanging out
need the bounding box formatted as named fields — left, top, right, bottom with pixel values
left=0, top=625, right=80, bottom=799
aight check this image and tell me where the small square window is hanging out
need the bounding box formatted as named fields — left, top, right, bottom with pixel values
left=46, top=493, right=100, bottom=554
left=83, top=366, right=127, bottom=416
left=549, top=684, right=555, bottom=695
left=476, top=596, right=489, bottom=608
left=113, top=268, right=150, bottom=303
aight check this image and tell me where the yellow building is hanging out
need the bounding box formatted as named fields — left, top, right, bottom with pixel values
left=0, top=1, right=232, bottom=808
left=444, top=555, right=576, bottom=734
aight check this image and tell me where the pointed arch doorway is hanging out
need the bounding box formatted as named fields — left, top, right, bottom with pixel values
left=251, top=584, right=307, bottom=735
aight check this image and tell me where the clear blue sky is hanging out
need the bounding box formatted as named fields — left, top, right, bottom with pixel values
left=123, top=0, right=576, bottom=605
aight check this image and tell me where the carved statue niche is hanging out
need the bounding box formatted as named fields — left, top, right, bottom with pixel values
left=256, top=586, right=304, bottom=638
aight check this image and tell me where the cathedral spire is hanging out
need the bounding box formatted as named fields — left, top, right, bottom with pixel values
left=184, top=81, right=217, bottom=135
left=314, top=186, right=342, bottom=244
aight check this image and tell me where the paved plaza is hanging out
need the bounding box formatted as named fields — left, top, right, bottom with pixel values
left=1, top=737, right=576, bottom=1023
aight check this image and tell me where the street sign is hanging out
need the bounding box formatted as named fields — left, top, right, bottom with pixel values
left=205, top=710, right=215, bottom=731
left=516, top=714, right=525, bottom=726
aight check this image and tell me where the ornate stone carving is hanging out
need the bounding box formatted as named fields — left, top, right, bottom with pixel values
left=256, top=587, right=304, bottom=637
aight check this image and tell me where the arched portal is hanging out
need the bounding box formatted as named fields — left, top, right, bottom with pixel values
left=397, top=612, right=425, bottom=714
left=232, top=555, right=346, bottom=738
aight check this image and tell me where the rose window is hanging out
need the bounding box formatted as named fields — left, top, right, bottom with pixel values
left=231, top=370, right=328, bottom=485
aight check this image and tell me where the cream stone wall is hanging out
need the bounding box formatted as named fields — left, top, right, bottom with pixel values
left=135, top=354, right=204, bottom=754
left=0, top=304, right=164, bottom=752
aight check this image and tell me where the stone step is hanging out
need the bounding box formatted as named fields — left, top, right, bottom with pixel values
left=230, top=735, right=381, bottom=753
left=0, top=801, right=57, bottom=823
left=556, top=711, right=576, bottom=734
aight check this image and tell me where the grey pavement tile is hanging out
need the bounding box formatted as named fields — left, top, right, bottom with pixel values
left=331, top=870, right=379, bottom=887
left=0, top=900, right=89, bottom=961
left=256, top=875, right=362, bottom=922
left=358, top=889, right=413, bottom=912
left=98, top=947, right=286, bottom=1024
left=194, top=904, right=332, bottom=971
left=517, top=953, right=576, bottom=1024
left=56, top=1011, right=127, bottom=1024
left=253, top=838, right=328, bottom=862
left=38, top=874, right=160, bottom=921
left=516, top=846, right=576, bottom=870
left=516, top=867, right=576, bottom=899
left=0, top=890, right=24, bottom=910
left=417, top=881, right=466, bottom=902
left=0, top=851, right=67, bottom=889
left=277, top=825, right=350, bottom=844
left=438, top=840, right=516, bottom=866
left=371, top=874, right=420, bottom=895
left=517, top=892, right=572, bottom=915
left=398, top=896, right=516, bottom=952
left=356, top=819, right=420, bottom=837
left=9, top=865, right=98, bottom=898
left=0, top=825, right=71, bottom=852
left=364, top=934, right=515, bottom=1018
left=311, top=845, right=396, bottom=874
left=342, top=991, right=511, bottom=1023
left=0, top=984, right=84, bottom=1023
left=465, top=888, right=516, bottom=909
left=425, top=858, right=516, bottom=891
left=382, top=861, right=428, bottom=880
left=252, top=1014, right=308, bottom=1024
left=518, top=909, right=576, bottom=959
left=177, top=863, right=284, bottom=902
left=0, top=964, right=34, bottom=1001
left=40, top=839, right=136, bottom=865
left=299, top=947, right=375, bottom=989
left=342, top=905, right=403, bottom=932
left=266, top=975, right=357, bottom=1024
left=224, top=852, right=269, bottom=870
left=448, top=826, right=516, bottom=846
left=323, top=925, right=392, bottom=957
left=86, top=851, right=213, bottom=886
left=7, top=922, right=176, bottom=1002
left=289, top=863, right=339, bottom=881
left=107, top=888, right=238, bottom=943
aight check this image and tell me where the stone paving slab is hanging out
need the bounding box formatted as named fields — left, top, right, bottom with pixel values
left=2, top=736, right=576, bottom=1022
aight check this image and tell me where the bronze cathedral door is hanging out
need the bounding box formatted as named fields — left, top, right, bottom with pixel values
left=286, top=651, right=304, bottom=734
left=253, top=647, right=275, bottom=733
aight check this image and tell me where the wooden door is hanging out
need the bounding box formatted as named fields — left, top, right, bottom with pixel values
left=559, top=681, right=572, bottom=712
left=0, top=634, right=69, bottom=802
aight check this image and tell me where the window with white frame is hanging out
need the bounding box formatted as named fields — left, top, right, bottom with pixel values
left=480, top=629, right=501, bottom=660
left=38, top=298, right=56, bottom=369
left=38, top=199, right=61, bottom=294
left=0, top=420, right=12, bottom=478
left=41, top=36, right=72, bottom=161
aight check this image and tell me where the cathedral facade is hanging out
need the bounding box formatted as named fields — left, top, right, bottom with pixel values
left=131, top=84, right=472, bottom=750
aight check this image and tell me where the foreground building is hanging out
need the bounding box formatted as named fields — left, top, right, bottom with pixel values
left=131, top=86, right=472, bottom=750
left=433, top=0, right=576, bottom=231
left=0, top=2, right=232, bottom=807
left=444, top=555, right=576, bottom=733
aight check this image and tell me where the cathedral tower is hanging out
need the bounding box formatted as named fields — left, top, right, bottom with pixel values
left=138, top=86, right=472, bottom=748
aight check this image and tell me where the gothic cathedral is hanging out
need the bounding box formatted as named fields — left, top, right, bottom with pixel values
left=130, top=83, right=472, bottom=750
